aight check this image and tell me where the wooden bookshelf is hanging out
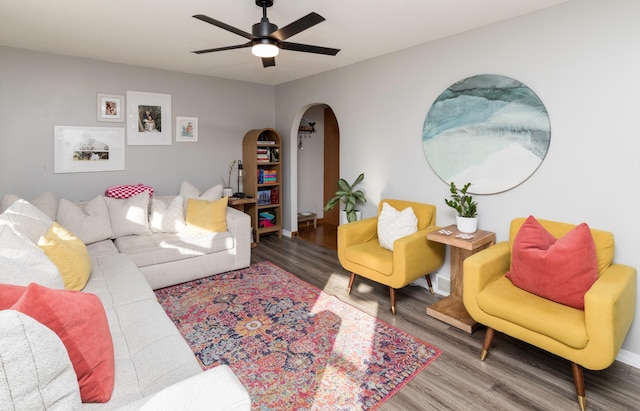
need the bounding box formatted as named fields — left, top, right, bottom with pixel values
left=242, top=128, right=282, bottom=243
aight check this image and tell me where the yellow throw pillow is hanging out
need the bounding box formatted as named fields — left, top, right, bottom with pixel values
left=38, top=222, right=91, bottom=291
left=186, top=197, right=228, bottom=233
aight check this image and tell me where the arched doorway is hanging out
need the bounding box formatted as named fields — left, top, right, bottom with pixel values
left=295, top=104, right=340, bottom=249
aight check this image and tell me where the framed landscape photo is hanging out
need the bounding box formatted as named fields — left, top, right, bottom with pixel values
left=54, top=126, right=125, bottom=173
left=175, top=116, right=198, bottom=142
left=126, top=91, right=172, bottom=145
left=96, top=93, right=124, bottom=122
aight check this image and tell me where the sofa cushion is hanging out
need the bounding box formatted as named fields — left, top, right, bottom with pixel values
left=0, top=310, right=82, bottom=410
left=38, top=222, right=92, bottom=291
left=114, top=230, right=234, bottom=268
left=57, top=195, right=114, bottom=244
left=150, top=195, right=186, bottom=233
left=506, top=215, right=598, bottom=310
left=0, top=198, right=52, bottom=244
left=10, top=283, right=115, bottom=403
left=0, top=192, right=57, bottom=220
left=377, top=202, right=418, bottom=251
left=179, top=181, right=223, bottom=210
left=0, top=224, right=64, bottom=289
left=478, top=276, right=588, bottom=349
left=105, top=191, right=152, bottom=238
left=185, top=197, right=228, bottom=233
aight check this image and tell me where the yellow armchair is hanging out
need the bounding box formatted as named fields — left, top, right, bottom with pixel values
left=337, top=199, right=445, bottom=315
left=463, top=217, right=636, bottom=410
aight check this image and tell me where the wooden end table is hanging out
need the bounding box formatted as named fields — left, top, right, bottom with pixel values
left=426, top=224, right=496, bottom=333
left=297, top=212, right=317, bottom=229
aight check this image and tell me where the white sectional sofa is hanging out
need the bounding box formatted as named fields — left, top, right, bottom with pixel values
left=0, top=183, right=253, bottom=410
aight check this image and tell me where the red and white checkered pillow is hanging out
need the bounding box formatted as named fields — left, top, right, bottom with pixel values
left=104, top=184, right=154, bottom=199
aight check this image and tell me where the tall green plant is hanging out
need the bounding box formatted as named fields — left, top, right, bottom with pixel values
left=444, top=182, right=478, bottom=218
left=324, top=172, right=366, bottom=222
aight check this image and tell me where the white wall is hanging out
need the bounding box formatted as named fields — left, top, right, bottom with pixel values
left=0, top=46, right=274, bottom=201
left=275, top=0, right=640, bottom=361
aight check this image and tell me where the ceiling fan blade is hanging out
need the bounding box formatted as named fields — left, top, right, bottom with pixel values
left=270, top=12, right=325, bottom=41
left=262, top=57, right=276, bottom=68
left=193, top=14, right=253, bottom=40
left=192, top=42, right=252, bottom=55
left=280, top=41, right=340, bottom=56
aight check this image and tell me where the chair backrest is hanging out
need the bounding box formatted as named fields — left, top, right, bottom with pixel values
left=378, top=199, right=436, bottom=230
left=509, top=217, right=615, bottom=275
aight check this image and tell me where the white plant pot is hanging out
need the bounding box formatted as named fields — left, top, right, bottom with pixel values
left=456, top=216, right=478, bottom=233
left=340, top=210, right=362, bottom=225
left=222, top=187, right=234, bottom=197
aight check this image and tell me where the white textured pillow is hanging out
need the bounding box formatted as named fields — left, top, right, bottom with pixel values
left=377, top=202, right=418, bottom=251
left=104, top=191, right=151, bottom=238
left=57, top=195, right=114, bottom=245
left=180, top=181, right=223, bottom=211
left=1, top=192, right=57, bottom=220
left=0, top=199, right=53, bottom=244
left=150, top=195, right=186, bottom=233
left=0, top=225, right=64, bottom=289
left=0, top=310, right=82, bottom=410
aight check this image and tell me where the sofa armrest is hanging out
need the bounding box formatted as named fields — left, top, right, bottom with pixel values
left=392, top=226, right=445, bottom=287
left=463, top=241, right=511, bottom=315
left=131, top=366, right=251, bottom=411
left=583, top=263, right=637, bottom=368
left=226, top=207, right=251, bottom=250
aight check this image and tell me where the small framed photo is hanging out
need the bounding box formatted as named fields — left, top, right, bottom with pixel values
left=126, top=91, right=172, bottom=145
left=97, top=93, right=124, bottom=122
left=175, top=116, right=198, bottom=142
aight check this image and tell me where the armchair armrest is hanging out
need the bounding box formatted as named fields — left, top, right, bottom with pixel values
left=463, top=241, right=511, bottom=315
left=337, top=217, right=378, bottom=248
left=391, top=226, right=445, bottom=288
left=583, top=263, right=637, bottom=369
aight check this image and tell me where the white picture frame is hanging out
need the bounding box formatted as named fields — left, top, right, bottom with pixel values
left=175, top=116, right=198, bottom=142
left=96, top=93, right=124, bottom=122
left=54, top=126, right=125, bottom=173
left=126, top=91, right=172, bottom=145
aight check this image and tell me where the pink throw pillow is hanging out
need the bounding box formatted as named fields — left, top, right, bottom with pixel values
left=506, top=216, right=598, bottom=309
left=0, top=283, right=27, bottom=309
left=10, top=283, right=114, bottom=402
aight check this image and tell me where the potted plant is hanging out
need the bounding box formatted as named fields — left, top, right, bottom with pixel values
left=444, top=181, right=478, bottom=233
left=221, top=160, right=236, bottom=197
left=324, top=172, right=366, bottom=224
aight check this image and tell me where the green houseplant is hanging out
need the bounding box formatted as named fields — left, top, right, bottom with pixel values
left=444, top=182, right=478, bottom=233
left=324, top=172, right=366, bottom=223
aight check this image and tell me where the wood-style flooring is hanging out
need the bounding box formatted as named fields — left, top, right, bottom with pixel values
left=251, top=230, right=640, bottom=411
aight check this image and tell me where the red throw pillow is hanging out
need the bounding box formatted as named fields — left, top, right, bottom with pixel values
left=0, top=283, right=27, bottom=309
left=10, top=283, right=114, bottom=403
left=506, top=216, right=598, bottom=309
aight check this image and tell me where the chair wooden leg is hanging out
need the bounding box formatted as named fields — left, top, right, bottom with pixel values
left=425, top=274, right=434, bottom=294
left=571, top=363, right=587, bottom=411
left=480, top=327, right=495, bottom=361
left=347, top=272, right=357, bottom=295
left=389, top=287, right=396, bottom=316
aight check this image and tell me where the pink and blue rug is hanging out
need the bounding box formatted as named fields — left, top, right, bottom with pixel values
left=155, top=261, right=441, bottom=410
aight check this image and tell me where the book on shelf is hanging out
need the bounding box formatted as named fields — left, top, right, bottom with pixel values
left=257, top=189, right=271, bottom=205
left=257, top=169, right=277, bottom=184
left=259, top=140, right=276, bottom=145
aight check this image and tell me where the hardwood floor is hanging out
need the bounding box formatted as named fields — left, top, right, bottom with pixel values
left=251, top=234, right=640, bottom=411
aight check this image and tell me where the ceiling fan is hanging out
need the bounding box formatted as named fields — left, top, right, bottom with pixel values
left=192, top=0, right=340, bottom=68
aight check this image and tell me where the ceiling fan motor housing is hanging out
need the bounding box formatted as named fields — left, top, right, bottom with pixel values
left=253, top=19, right=278, bottom=37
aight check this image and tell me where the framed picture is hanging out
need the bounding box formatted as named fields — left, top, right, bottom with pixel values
left=175, top=116, right=198, bottom=142
left=126, top=91, right=172, bottom=145
left=54, top=126, right=125, bottom=173
left=96, top=93, right=124, bottom=122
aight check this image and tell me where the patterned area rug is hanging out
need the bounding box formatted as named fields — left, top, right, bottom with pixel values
left=155, top=261, right=441, bottom=410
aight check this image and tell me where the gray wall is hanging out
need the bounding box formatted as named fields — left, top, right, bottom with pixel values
left=0, top=46, right=274, bottom=200
left=276, top=0, right=640, bottom=362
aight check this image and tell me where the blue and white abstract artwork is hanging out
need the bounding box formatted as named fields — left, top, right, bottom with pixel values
left=422, top=74, right=550, bottom=194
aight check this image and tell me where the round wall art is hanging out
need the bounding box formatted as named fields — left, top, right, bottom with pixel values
left=422, top=74, right=550, bottom=194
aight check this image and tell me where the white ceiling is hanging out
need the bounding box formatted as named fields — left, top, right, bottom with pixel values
left=0, top=0, right=570, bottom=86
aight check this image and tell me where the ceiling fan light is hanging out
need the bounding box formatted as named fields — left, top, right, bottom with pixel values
left=252, top=43, right=279, bottom=58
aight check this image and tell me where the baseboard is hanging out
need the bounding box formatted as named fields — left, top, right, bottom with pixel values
left=616, top=349, right=640, bottom=368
